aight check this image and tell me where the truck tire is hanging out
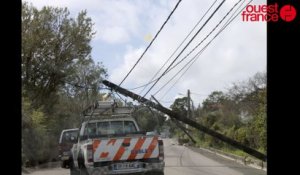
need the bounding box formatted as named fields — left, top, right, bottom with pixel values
left=147, top=171, right=164, bottom=175
left=70, top=168, right=79, bottom=175
left=62, top=160, right=70, bottom=169
left=79, top=167, right=88, bottom=175
left=61, top=161, right=65, bottom=168
left=77, top=152, right=88, bottom=175
left=69, top=159, right=79, bottom=175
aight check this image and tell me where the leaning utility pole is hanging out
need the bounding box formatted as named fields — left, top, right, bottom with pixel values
left=186, top=89, right=191, bottom=129
left=172, top=118, right=196, bottom=144
left=151, top=96, right=196, bottom=144
left=187, top=89, right=191, bottom=119
left=102, top=80, right=266, bottom=161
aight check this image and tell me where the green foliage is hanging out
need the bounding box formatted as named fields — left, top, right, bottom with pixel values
left=170, top=97, right=188, bottom=117
left=235, top=127, right=248, bottom=144
left=191, top=72, right=266, bottom=156
left=133, top=107, right=165, bottom=132
left=21, top=2, right=108, bottom=166
left=22, top=2, right=96, bottom=108
left=164, top=119, right=178, bottom=137
left=202, top=91, right=226, bottom=112
left=22, top=97, right=49, bottom=165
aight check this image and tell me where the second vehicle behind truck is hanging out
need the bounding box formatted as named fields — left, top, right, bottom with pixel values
left=59, top=128, right=79, bottom=168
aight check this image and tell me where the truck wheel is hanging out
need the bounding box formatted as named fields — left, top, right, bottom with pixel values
left=63, top=160, right=70, bottom=168
left=79, top=167, right=88, bottom=175
left=147, top=171, right=164, bottom=175
left=70, top=168, right=79, bottom=175
left=69, top=160, right=79, bottom=175
left=61, top=161, right=65, bottom=168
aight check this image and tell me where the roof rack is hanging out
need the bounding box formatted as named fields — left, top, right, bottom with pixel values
left=83, top=114, right=134, bottom=122
left=82, top=101, right=134, bottom=117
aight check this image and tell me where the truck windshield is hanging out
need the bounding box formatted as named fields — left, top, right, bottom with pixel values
left=84, top=120, right=137, bottom=138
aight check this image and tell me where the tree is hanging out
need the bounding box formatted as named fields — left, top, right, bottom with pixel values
left=227, top=72, right=266, bottom=116
left=133, top=106, right=165, bottom=132
left=22, top=97, right=49, bottom=166
left=22, top=2, right=95, bottom=108
left=21, top=3, right=108, bottom=166
left=193, top=72, right=266, bottom=154
left=202, top=91, right=226, bottom=112
left=63, top=59, right=107, bottom=111
left=170, top=97, right=188, bottom=117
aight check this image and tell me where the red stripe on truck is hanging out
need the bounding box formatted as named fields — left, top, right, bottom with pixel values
left=127, top=137, right=146, bottom=160
left=113, top=138, right=131, bottom=161
left=143, top=136, right=158, bottom=159
left=107, top=138, right=117, bottom=146
left=93, top=139, right=101, bottom=152
left=100, top=152, right=109, bottom=158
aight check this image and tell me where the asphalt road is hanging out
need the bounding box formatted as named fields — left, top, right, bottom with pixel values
left=23, top=138, right=266, bottom=175
left=163, top=138, right=266, bottom=175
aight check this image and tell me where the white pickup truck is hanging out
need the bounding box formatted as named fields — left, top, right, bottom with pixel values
left=70, top=102, right=165, bottom=175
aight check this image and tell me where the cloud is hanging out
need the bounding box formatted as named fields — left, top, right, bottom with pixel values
left=99, top=26, right=130, bottom=44
left=109, top=0, right=266, bottom=106
left=90, top=0, right=143, bottom=43
left=24, top=0, right=266, bottom=106
left=24, top=0, right=148, bottom=44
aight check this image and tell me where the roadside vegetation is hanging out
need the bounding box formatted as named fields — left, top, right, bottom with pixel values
left=22, top=2, right=107, bottom=166
left=169, top=72, right=266, bottom=157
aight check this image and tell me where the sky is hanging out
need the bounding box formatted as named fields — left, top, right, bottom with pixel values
left=23, top=0, right=266, bottom=107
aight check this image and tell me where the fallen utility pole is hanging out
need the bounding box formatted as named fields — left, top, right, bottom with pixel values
left=102, top=80, right=266, bottom=161
left=151, top=96, right=196, bottom=144
left=172, top=118, right=197, bottom=144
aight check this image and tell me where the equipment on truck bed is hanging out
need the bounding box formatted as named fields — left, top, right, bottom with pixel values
left=82, top=101, right=134, bottom=116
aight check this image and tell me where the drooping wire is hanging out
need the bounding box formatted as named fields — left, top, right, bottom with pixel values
left=155, top=0, right=245, bottom=97
left=159, top=0, right=249, bottom=100
left=142, top=0, right=226, bottom=98
left=156, top=46, right=205, bottom=99
left=158, top=0, right=251, bottom=100
left=112, top=91, right=127, bottom=104
left=127, top=0, right=245, bottom=92
left=138, top=0, right=219, bottom=95
left=118, top=0, right=183, bottom=86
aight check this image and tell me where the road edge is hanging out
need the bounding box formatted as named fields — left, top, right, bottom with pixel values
left=22, top=161, right=62, bottom=174
left=186, top=145, right=267, bottom=171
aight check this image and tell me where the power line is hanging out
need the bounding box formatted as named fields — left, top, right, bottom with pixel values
left=157, top=0, right=246, bottom=80
left=222, top=0, right=248, bottom=26
left=65, top=81, right=110, bottom=90
left=190, top=92, right=209, bottom=96
left=128, top=81, right=156, bottom=90
left=128, top=1, right=220, bottom=92
left=118, top=0, right=183, bottom=86
left=138, top=0, right=219, bottom=95
left=156, top=47, right=205, bottom=99
left=142, top=0, right=226, bottom=98
left=157, top=0, right=248, bottom=100
left=113, top=91, right=127, bottom=104
left=127, top=0, right=246, bottom=92
left=159, top=0, right=247, bottom=99
left=160, top=0, right=251, bottom=100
